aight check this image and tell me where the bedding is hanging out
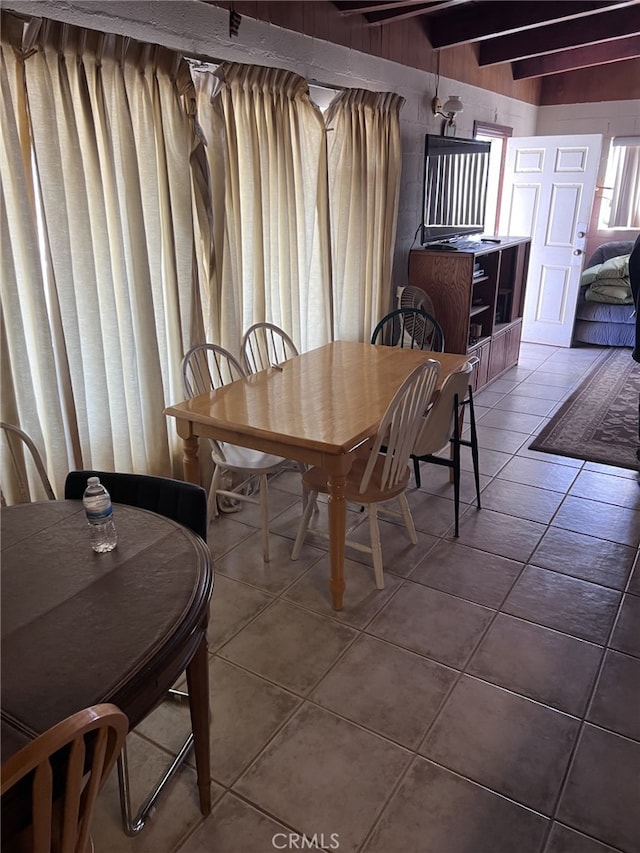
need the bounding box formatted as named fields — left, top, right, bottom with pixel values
left=572, top=240, right=636, bottom=347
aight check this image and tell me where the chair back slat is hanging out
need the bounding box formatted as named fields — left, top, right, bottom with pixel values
left=1, top=704, right=128, bottom=853
left=241, top=322, right=299, bottom=374
left=371, top=308, right=445, bottom=352
left=182, top=344, right=246, bottom=397
left=360, top=359, right=441, bottom=494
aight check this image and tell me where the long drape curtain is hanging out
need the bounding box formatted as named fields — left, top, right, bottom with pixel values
left=608, top=139, right=640, bottom=229
left=1, top=14, right=208, bottom=497
left=192, top=62, right=332, bottom=354
left=325, top=89, right=404, bottom=341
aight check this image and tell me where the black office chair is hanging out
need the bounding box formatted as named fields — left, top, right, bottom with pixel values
left=64, top=470, right=209, bottom=835
left=371, top=307, right=445, bottom=352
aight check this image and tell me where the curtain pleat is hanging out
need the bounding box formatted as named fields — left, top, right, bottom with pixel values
left=325, top=89, right=404, bottom=342
left=192, top=62, right=332, bottom=355
left=609, top=143, right=640, bottom=229
left=1, top=14, right=207, bottom=493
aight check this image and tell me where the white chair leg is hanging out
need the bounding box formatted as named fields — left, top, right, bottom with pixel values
left=208, top=465, right=222, bottom=522
left=291, top=489, right=317, bottom=559
left=367, top=504, right=385, bottom=589
left=259, top=474, right=270, bottom=563
left=398, top=493, right=417, bottom=544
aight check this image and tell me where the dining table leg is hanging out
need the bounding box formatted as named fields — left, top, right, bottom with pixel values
left=185, top=633, right=211, bottom=815
left=182, top=434, right=201, bottom=485
left=327, top=473, right=347, bottom=610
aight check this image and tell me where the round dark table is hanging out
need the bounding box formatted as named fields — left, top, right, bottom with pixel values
left=1, top=500, right=213, bottom=828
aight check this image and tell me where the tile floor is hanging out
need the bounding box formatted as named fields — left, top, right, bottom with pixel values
left=93, top=343, right=640, bottom=853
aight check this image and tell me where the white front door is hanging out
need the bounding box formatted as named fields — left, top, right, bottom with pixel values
left=499, top=134, right=602, bottom=346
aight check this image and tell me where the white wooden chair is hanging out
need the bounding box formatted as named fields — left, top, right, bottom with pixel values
left=181, top=343, right=288, bottom=562
left=291, top=359, right=441, bottom=588
left=0, top=422, right=56, bottom=506
left=410, top=359, right=481, bottom=536
left=240, top=322, right=299, bottom=374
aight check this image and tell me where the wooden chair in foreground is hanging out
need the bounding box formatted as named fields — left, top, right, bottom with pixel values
left=1, top=703, right=128, bottom=853
left=291, top=359, right=441, bottom=589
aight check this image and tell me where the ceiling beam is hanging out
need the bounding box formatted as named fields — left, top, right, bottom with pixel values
left=512, top=34, right=640, bottom=78
left=333, top=0, right=439, bottom=15
left=479, top=5, right=640, bottom=65
left=364, top=0, right=467, bottom=24
left=427, top=1, right=633, bottom=48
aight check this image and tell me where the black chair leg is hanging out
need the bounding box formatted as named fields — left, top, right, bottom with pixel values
left=467, top=385, right=481, bottom=510
left=453, top=396, right=461, bottom=537
left=413, top=456, right=422, bottom=488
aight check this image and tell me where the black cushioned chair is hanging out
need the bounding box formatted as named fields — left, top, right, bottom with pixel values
left=64, top=470, right=208, bottom=835
left=64, top=470, right=207, bottom=541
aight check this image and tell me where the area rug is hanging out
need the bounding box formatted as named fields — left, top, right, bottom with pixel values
left=529, top=348, right=640, bottom=470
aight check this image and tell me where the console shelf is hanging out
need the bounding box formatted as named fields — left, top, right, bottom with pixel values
left=409, top=237, right=531, bottom=391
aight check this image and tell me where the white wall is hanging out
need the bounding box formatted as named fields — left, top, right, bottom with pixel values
left=6, top=0, right=538, bottom=285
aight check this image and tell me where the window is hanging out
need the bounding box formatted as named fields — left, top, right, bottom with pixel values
left=473, top=121, right=513, bottom=235
left=598, top=136, right=640, bottom=230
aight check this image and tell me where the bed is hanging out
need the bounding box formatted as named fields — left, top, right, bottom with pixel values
left=572, top=240, right=635, bottom=347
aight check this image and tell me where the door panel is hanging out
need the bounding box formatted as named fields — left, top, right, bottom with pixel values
left=499, top=135, right=601, bottom=347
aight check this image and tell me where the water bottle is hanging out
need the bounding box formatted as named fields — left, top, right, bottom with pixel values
left=82, top=476, right=117, bottom=553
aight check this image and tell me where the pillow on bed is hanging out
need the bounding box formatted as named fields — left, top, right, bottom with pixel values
left=580, top=254, right=630, bottom=286
left=585, top=279, right=634, bottom=304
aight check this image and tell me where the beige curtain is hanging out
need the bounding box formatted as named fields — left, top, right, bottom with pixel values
left=325, top=89, right=404, bottom=342
left=1, top=14, right=207, bottom=496
left=608, top=140, right=640, bottom=229
left=192, top=62, right=332, bottom=355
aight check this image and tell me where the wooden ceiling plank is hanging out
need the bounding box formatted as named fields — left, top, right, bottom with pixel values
left=512, top=34, right=640, bottom=78
left=364, top=0, right=467, bottom=24
left=333, top=0, right=441, bottom=15
left=479, top=4, right=640, bottom=65
left=428, top=1, right=633, bottom=48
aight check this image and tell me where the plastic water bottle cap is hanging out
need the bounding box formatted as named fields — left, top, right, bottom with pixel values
left=87, top=476, right=100, bottom=486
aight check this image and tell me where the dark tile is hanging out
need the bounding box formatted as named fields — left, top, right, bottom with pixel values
left=628, top=554, right=640, bottom=596
left=544, top=824, right=621, bottom=853
left=411, top=540, right=522, bottom=608
left=480, top=479, right=564, bottom=524
left=367, top=582, right=494, bottom=668
left=498, top=456, right=580, bottom=492
left=530, top=527, right=634, bottom=590
left=468, top=614, right=602, bottom=715
left=363, top=758, right=548, bottom=853
left=455, top=508, right=545, bottom=563
left=610, top=594, right=640, bottom=658
left=179, top=794, right=293, bottom=853
left=503, top=566, right=621, bottom=643
left=552, top=495, right=640, bottom=548
left=234, top=704, right=411, bottom=853
left=312, top=635, right=457, bottom=748
left=558, top=724, right=640, bottom=853
left=218, top=601, right=356, bottom=694
left=479, top=408, right=546, bottom=434
left=588, top=650, right=640, bottom=741
left=570, top=469, right=640, bottom=510
left=420, top=676, right=579, bottom=814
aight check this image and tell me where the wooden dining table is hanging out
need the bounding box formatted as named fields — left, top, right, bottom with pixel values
left=1, top=500, right=213, bottom=837
left=165, top=340, right=469, bottom=610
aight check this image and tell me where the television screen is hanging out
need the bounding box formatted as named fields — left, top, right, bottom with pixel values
left=421, top=135, right=492, bottom=244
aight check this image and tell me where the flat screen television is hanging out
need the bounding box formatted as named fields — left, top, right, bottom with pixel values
left=421, top=134, right=492, bottom=245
